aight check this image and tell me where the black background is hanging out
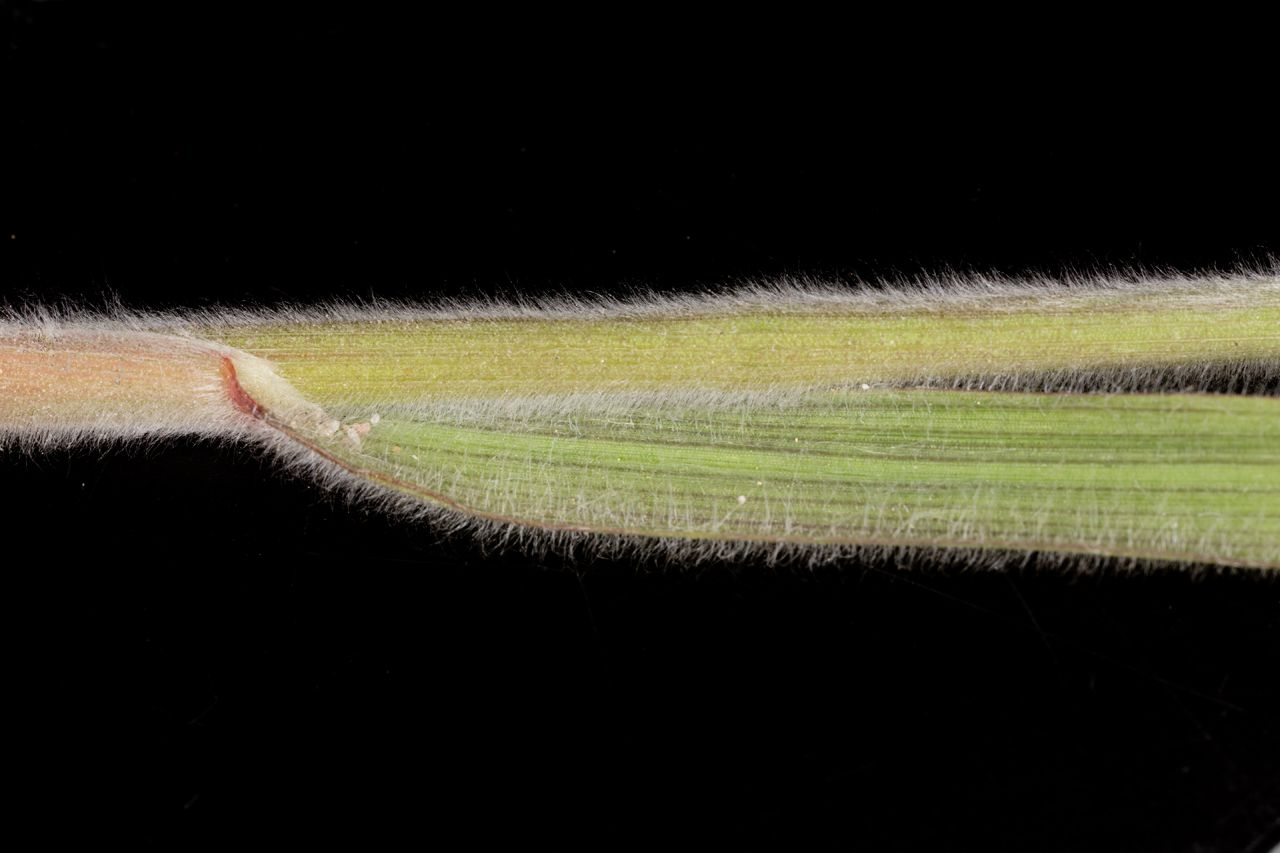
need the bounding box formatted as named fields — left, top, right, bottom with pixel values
left=4, top=3, right=1277, bottom=849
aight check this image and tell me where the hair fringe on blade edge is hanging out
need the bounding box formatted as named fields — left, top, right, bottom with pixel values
left=3, top=259, right=1279, bottom=330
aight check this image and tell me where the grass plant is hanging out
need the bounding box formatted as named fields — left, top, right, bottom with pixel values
left=4, top=270, right=1278, bottom=569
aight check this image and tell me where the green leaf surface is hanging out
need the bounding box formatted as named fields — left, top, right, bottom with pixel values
left=215, top=283, right=1280, bottom=568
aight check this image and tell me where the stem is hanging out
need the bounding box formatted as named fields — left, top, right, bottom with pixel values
left=0, top=328, right=246, bottom=440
